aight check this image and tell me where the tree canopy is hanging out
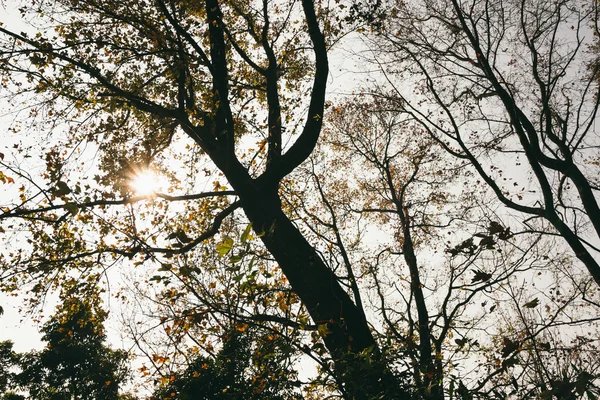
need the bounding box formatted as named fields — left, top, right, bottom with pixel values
left=0, top=283, right=129, bottom=399
left=0, top=0, right=599, bottom=399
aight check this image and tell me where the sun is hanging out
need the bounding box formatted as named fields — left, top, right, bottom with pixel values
left=129, top=170, right=167, bottom=196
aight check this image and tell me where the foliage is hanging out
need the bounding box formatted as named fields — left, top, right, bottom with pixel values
left=0, top=341, right=20, bottom=398
left=0, top=284, right=130, bottom=399
left=152, top=328, right=302, bottom=400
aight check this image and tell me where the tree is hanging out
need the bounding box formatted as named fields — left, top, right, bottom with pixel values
left=0, top=340, right=23, bottom=400
left=309, top=96, right=600, bottom=399
left=366, top=0, right=600, bottom=287
left=0, top=283, right=130, bottom=399
left=471, top=276, right=600, bottom=399
left=152, top=327, right=302, bottom=400
left=328, top=0, right=600, bottom=396
left=0, top=0, right=402, bottom=398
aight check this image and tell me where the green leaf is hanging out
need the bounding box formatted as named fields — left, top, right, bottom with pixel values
left=229, top=254, right=243, bottom=264
left=318, top=323, right=331, bottom=336
left=179, top=266, right=192, bottom=277
left=64, top=202, right=79, bottom=215
left=298, top=314, right=309, bottom=328
left=240, top=222, right=253, bottom=243
left=216, top=236, right=234, bottom=257
left=158, top=264, right=172, bottom=272
left=53, top=180, right=71, bottom=196
left=522, top=298, right=539, bottom=309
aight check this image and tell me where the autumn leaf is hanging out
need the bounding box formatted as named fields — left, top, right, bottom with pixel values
left=216, top=236, right=234, bottom=257
left=478, top=235, right=495, bottom=249
left=502, top=356, right=519, bottom=369
left=489, top=221, right=504, bottom=235
left=176, top=231, right=192, bottom=243
left=166, top=230, right=193, bottom=244
left=0, top=171, right=14, bottom=184
left=166, top=232, right=177, bottom=240
left=539, top=342, right=551, bottom=351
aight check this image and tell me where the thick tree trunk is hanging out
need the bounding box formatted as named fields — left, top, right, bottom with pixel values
left=235, top=181, right=407, bottom=399
left=195, top=0, right=407, bottom=395
left=210, top=156, right=404, bottom=397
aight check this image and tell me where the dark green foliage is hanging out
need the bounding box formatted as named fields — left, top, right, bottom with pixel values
left=0, top=288, right=129, bottom=399
left=1, top=394, right=25, bottom=400
left=0, top=341, right=18, bottom=393
left=153, top=330, right=301, bottom=400
left=0, top=341, right=21, bottom=400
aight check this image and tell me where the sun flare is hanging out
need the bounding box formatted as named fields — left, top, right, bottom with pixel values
left=129, top=170, right=167, bottom=196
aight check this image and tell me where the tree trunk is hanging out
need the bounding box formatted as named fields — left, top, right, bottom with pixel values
left=233, top=177, right=408, bottom=399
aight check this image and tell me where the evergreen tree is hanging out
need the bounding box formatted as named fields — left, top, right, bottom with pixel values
left=153, top=329, right=301, bottom=400
left=2, top=285, right=130, bottom=399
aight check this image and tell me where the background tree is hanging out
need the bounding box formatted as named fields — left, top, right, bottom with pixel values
left=331, top=0, right=600, bottom=396
left=0, top=282, right=130, bottom=399
left=0, top=340, right=23, bottom=400
left=366, top=0, right=600, bottom=287
left=152, top=327, right=302, bottom=400
left=298, top=95, right=600, bottom=399
left=120, top=222, right=310, bottom=398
